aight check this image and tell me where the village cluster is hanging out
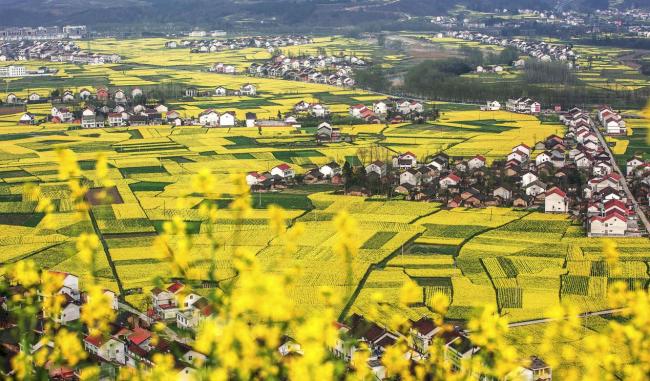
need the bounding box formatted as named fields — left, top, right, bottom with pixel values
left=247, top=53, right=368, bottom=87
left=0, top=273, right=553, bottom=381
left=0, top=39, right=120, bottom=65
left=447, top=31, right=577, bottom=65
left=247, top=101, right=646, bottom=238
left=0, top=25, right=87, bottom=41
left=164, top=35, right=313, bottom=53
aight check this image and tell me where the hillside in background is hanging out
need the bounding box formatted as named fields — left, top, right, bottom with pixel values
left=0, top=0, right=635, bottom=30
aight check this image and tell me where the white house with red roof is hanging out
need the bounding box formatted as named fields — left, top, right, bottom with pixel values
left=271, top=163, right=295, bottom=179
left=150, top=281, right=185, bottom=320
left=468, top=155, right=486, bottom=170
left=589, top=211, right=627, bottom=236
left=544, top=187, right=568, bottom=213
left=603, top=199, right=629, bottom=216
left=84, top=334, right=127, bottom=365
left=439, top=173, right=461, bottom=189
left=246, top=171, right=266, bottom=186
left=589, top=173, right=622, bottom=192
left=349, top=104, right=369, bottom=118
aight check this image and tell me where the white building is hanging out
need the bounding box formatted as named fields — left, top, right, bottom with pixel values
left=319, top=162, right=341, bottom=178
left=589, top=212, right=627, bottom=236
left=365, top=161, right=387, bottom=177
left=271, top=164, right=294, bottom=179
left=199, top=110, right=219, bottom=127
left=219, top=111, right=236, bottom=126
left=544, top=187, right=568, bottom=213
left=0, top=65, right=26, bottom=77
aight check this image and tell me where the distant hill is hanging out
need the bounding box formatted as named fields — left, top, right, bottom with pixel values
left=0, top=0, right=639, bottom=30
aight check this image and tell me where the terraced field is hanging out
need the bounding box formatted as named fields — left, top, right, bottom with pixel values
left=1, top=36, right=649, bottom=324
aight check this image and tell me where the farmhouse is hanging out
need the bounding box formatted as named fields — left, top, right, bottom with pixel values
left=319, top=162, right=341, bottom=178
left=240, top=84, right=257, bottom=96
left=199, top=110, right=219, bottom=127
left=309, top=103, right=329, bottom=118
left=589, top=211, right=627, bottom=236
left=151, top=281, right=186, bottom=320
left=271, top=164, right=295, bottom=179
left=467, top=155, right=486, bottom=170
left=19, top=112, right=36, bottom=125
left=365, top=161, right=387, bottom=177
left=108, top=112, right=124, bottom=127
left=439, top=173, right=460, bottom=189
left=400, top=169, right=421, bottom=187
left=392, top=152, right=417, bottom=169
left=544, top=187, right=568, bottom=213
left=246, top=171, right=267, bottom=186
left=219, top=111, right=237, bottom=127
left=493, top=186, right=512, bottom=201
left=626, top=157, right=644, bottom=176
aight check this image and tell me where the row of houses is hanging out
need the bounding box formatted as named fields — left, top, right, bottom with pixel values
left=248, top=54, right=365, bottom=87
left=561, top=107, right=635, bottom=236
left=165, top=35, right=312, bottom=53
left=0, top=40, right=78, bottom=61
left=0, top=39, right=120, bottom=65
left=348, top=99, right=425, bottom=123
left=6, top=87, right=147, bottom=106
left=447, top=31, right=577, bottom=64
left=0, top=25, right=86, bottom=41
left=184, top=83, right=257, bottom=97
left=597, top=105, right=627, bottom=135
left=505, top=97, right=541, bottom=114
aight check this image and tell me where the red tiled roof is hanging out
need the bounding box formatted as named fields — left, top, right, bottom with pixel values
left=591, top=211, right=627, bottom=223
left=604, top=199, right=627, bottom=212
left=276, top=163, right=291, bottom=171
left=167, top=281, right=184, bottom=294
left=84, top=335, right=104, bottom=347
left=607, top=172, right=622, bottom=181
left=129, top=327, right=152, bottom=346
left=444, top=173, right=461, bottom=182
left=545, top=186, right=566, bottom=198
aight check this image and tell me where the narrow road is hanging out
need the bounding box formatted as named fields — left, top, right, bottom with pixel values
left=507, top=308, right=627, bottom=328
left=591, top=120, right=650, bottom=234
